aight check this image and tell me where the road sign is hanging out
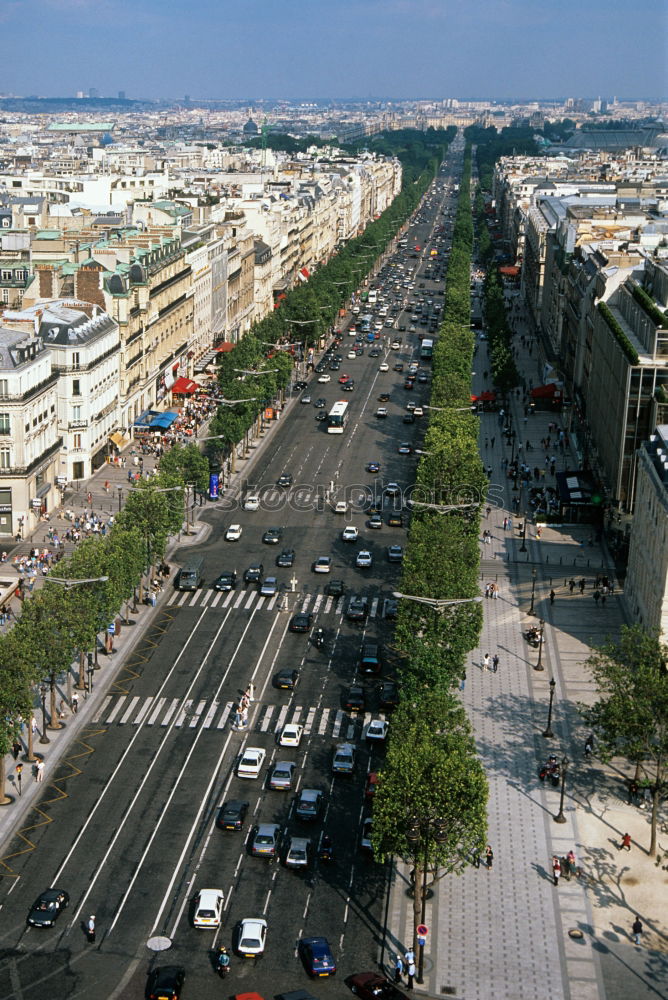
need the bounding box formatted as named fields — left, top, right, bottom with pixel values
left=416, top=924, right=428, bottom=937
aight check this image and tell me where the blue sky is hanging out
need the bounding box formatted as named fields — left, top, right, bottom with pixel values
left=0, top=0, right=665, bottom=101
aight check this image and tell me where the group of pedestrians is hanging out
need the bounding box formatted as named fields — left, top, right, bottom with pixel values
left=394, top=947, right=416, bottom=989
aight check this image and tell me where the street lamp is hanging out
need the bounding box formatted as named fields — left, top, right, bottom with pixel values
left=233, top=368, right=279, bottom=377
left=393, top=592, right=483, bottom=612
left=407, top=499, right=480, bottom=514
left=534, top=619, right=546, bottom=671
left=519, top=517, right=528, bottom=553
left=116, top=484, right=123, bottom=512
left=554, top=755, right=569, bottom=823
left=406, top=816, right=448, bottom=984
left=542, top=677, right=556, bottom=738
left=47, top=575, right=109, bottom=588
left=529, top=567, right=537, bottom=616
left=39, top=684, right=50, bottom=745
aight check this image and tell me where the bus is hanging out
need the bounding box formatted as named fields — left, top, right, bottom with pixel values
left=420, top=338, right=434, bottom=361
left=359, top=314, right=373, bottom=334
left=327, top=400, right=350, bottom=434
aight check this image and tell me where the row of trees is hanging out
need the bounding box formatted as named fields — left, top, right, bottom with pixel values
left=372, top=146, right=489, bottom=957
left=0, top=444, right=209, bottom=801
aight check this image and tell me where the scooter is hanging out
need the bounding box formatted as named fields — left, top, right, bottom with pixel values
left=215, top=946, right=230, bottom=978
left=313, top=628, right=325, bottom=651
left=318, top=835, right=334, bottom=862
left=539, top=755, right=561, bottom=786
left=524, top=628, right=541, bottom=648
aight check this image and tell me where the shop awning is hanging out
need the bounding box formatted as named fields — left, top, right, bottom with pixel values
left=134, top=409, right=158, bottom=429
left=471, top=391, right=497, bottom=402
left=171, top=376, right=198, bottom=395
left=499, top=265, right=520, bottom=277
left=531, top=383, right=563, bottom=400
left=109, top=431, right=129, bottom=448
left=215, top=342, right=235, bottom=352
left=297, top=266, right=310, bottom=283
left=150, top=410, right=179, bottom=430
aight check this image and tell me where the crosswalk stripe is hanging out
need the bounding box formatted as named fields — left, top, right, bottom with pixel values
left=312, top=595, right=323, bottom=615
left=177, top=592, right=190, bottom=606
left=161, top=699, right=179, bottom=726
left=189, top=699, right=207, bottom=728
left=148, top=697, right=166, bottom=725
left=93, top=695, right=112, bottom=724
left=370, top=597, right=379, bottom=618
left=167, top=591, right=179, bottom=606
left=134, top=698, right=153, bottom=724
left=290, top=706, right=303, bottom=724
left=217, top=702, right=234, bottom=728
left=106, top=696, right=126, bottom=723
left=274, top=705, right=289, bottom=733
left=332, top=709, right=344, bottom=739
left=324, top=596, right=333, bottom=614
left=256, top=595, right=265, bottom=610
left=202, top=701, right=219, bottom=728
left=335, top=597, right=345, bottom=614
left=233, top=591, right=245, bottom=609
left=164, top=587, right=389, bottom=618
left=120, top=696, right=140, bottom=724
left=175, top=699, right=193, bottom=727
left=244, top=591, right=255, bottom=610
left=211, top=590, right=224, bottom=607
left=318, top=708, right=330, bottom=735
left=199, top=590, right=212, bottom=606
left=267, top=593, right=278, bottom=610
left=302, top=594, right=312, bottom=612
left=304, top=707, right=316, bottom=734
left=260, top=706, right=274, bottom=732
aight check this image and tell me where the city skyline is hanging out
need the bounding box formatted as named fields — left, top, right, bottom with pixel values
left=0, top=0, right=665, bottom=103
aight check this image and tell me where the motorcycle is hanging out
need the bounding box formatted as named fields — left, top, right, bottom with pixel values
left=524, top=628, right=541, bottom=648
left=215, top=946, right=230, bottom=978
left=318, top=835, right=334, bottom=862
left=313, top=629, right=325, bottom=650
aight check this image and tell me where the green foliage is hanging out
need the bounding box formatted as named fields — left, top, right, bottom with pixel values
left=159, top=443, right=210, bottom=492
left=483, top=270, right=520, bottom=390
left=598, top=302, right=639, bottom=365
left=631, top=283, right=667, bottom=329
left=464, top=123, right=539, bottom=191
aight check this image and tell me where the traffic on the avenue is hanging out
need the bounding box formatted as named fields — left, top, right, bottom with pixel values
left=0, top=145, right=465, bottom=1000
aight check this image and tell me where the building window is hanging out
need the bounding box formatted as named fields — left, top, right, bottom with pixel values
left=72, top=352, right=80, bottom=370
left=0, top=413, right=10, bottom=435
left=1, top=270, right=11, bottom=281
left=0, top=449, right=10, bottom=468
left=1, top=290, right=9, bottom=304
left=0, top=381, right=7, bottom=397
left=72, top=405, right=82, bottom=421
left=73, top=433, right=82, bottom=449
left=72, top=379, right=81, bottom=396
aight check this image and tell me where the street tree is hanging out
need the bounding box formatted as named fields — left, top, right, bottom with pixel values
left=159, top=443, right=209, bottom=493
left=0, top=630, right=37, bottom=803
left=580, top=624, right=668, bottom=857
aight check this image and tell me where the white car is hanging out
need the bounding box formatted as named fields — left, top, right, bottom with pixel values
left=391, top=341, right=401, bottom=350
left=243, top=494, right=260, bottom=511
left=225, top=523, right=243, bottom=541
left=238, top=917, right=267, bottom=957
left=237, top=747, right=266, bottom=779
left=364, top=719, right=389, bottom=742
left=279, top=723, right=304, bottom=747
left=356, top=550, right=373, bottom=568
left=347, top=350, right=357, bottom=359
left=379, top=362, right=389, bottom=372
left=313, top=556, right=332, bottom=573
left=193, top=888, right=224, bottom=928
left=318, top=373, right=331, bottom=383
left=375, top=407, right=388, bottom=418
left=334, top=501, right=348, bottom=514
left=342, top=526, right=359, bottom=542
left=413, top=406, right=424, bottom=417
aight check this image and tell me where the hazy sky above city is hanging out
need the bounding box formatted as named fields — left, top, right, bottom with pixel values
left=0, top=0, right=665, bottom=102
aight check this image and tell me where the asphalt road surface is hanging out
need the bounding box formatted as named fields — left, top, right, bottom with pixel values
left=0, top=147, right=464, bottom=1000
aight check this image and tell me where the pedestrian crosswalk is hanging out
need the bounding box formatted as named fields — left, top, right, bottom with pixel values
left=165, top=588, right=384, bottom=619
left=92, top=694, right=382, bottom=741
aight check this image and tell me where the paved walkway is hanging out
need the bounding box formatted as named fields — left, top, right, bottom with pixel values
left=385, top=296, right=667, bottom=1000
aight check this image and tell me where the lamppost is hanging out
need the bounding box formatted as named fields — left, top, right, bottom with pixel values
left=534, top=619, right=546, bottom=671
left=554, top=755, right=569, bottom=823
left=407, top=500, right=480, bottom=514
left=117, top=484, right=123, bottom=512
left=393, top=592, right=483, bottom=612
left=519, top=516, right=528, bottom=553
left=529, top=567, right=537, bottom=616
left=406, top=816, right=448, bottom=984
left=542, top=677, right=556, bottom=738
left=39, top=684, right=50, bottom=745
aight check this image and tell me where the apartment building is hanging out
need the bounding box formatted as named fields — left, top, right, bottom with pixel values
left=625, top=425, right=668, bottom=634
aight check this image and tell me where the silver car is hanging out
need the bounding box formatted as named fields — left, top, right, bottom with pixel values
left=269, top=760, right=296, bottom=791
left=285, top=835, right=312, bottom=869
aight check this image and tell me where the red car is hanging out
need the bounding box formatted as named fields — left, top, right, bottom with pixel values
left=365, top=772, right=379, bottom=799
left=339, top=373, right=350, bottom=384
left=345, top=973, right=408, bottom=1000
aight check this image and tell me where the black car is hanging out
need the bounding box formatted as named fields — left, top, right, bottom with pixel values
left=314, top=398, right=327, bottom=408
left=277, top=473, right=293, bottom=487
left=276, top=548, right=295, bottom=567
left=347, top=595, right=369, bottom=623
left=325, top=579, right=346, bottom=598
left=216, top=799, right=249, bottom=831
left=146, top=966, right=186, bottom=1000
left=26, top=888, right=69, bottom=928
left=293, top=380, right=308, bottom=391
left=388, top=512, right=404, bottom=527
left=262, top=527, right=282, bottom=545
left=213, top=570, right=237, bottom=591
left=343, top=683, right=366, bottom=713
left=379, top=680, right=400, bottom=709
left=378, top=392, right=390, bottom=402
left=243, top=563, right=264, bottom=584
left=316, top=411, right=328, bottom=421
left=289, top=612, right=313, bottom=633
left=403, top=413, right=415, bottom=424
left=382, top=597, right=399, bottom=620
left=359, top=643, right=382, bottom=675
left=343, top=380, right=355, bottom=391
left=274, top=668, right=299, bottom=690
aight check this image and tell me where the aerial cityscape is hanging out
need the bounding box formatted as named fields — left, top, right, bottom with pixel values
left=0, top=2, right=665, bottom=1000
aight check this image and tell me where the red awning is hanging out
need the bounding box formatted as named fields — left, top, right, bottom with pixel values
left=215, top=342, right=235, bottom=352
left=499, top=265, right=520, bottom=277
left=471, top=391, right=497, bottom=402
left=531, top=383, right=562, bottom=399
left=297, top=266, right=310, bottom=283
left=171, top=376, right=198, bottom=395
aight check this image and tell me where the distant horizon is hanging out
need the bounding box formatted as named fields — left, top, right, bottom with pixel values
left=0, top=0, right=665, bottom=103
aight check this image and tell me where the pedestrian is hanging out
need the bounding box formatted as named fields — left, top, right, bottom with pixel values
left=490, top=436, right=495, bottom=448
left=483, top=653, right=490, bottom=671
left=620, top=832, right=632, bottom=851
left=593, top=590, right=600, bottom=605
left=537, top=526, right=542, bottom=539
left=71, top=692, right=79, bottom=714
left=406, top=958, right=416, bottom=990
left=11, top=740, right=21, bottom=760
left=394, top=955, right=404, bottom=983
left=565, top=850, right=576, bottom=880
left=569, top=578, right=575, bottom=594
left=584, top=733, right=594, bottom=758
left=579, top=578, right=586, bottom=594
left=58, top=699, right=66, bottom=719
left=552, top=856, right=561, bottom=886
left=485, top=844, right=494, bottom=870
left=632, top=915, right=643, bottom=946
left=492, top=654, right=499, bottom=673
left=549, top=589, right=555, bottom=605
left=35, top=759, right=44, bottom=782
left=87, top=914, right=96, bottom=943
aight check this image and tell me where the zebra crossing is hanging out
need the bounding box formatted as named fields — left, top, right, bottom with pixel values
left=165, top=587, right=383, bottom=619
left=92, top=694, right=382, bottom=740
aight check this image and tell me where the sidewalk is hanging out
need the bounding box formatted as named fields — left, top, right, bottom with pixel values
left=385, top=300, right=667, bottom=999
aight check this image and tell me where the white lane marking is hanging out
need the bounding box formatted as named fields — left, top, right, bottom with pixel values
left=92, top=696, right=112, bottom=724
left=105, top=696, right=126, bottom=724
left=119, top=696, right=140, bottom=724
left=189, top=699, right=207, bottom=728
left=147, top=697, right=166, bottom=725
left=202, top=701, right=218, bottom=729
left=134, top=698, right=153, bottom=725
